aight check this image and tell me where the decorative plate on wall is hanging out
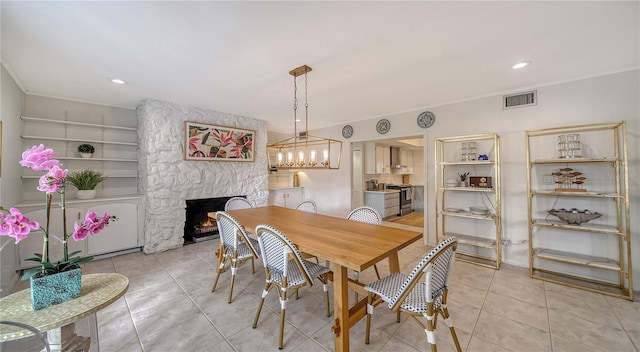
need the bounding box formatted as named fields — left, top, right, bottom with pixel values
left=342, top=125, right=353, bottom=138
left=417, top=111, right=436, bottom=129
left=376, top=119, right=391, bottom=134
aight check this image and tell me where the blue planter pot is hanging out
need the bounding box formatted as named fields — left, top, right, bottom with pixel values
left=30, top=267, right=82, bottom=310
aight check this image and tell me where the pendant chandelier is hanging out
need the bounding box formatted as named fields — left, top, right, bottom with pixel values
left=268, top=65, right=342, bottom=169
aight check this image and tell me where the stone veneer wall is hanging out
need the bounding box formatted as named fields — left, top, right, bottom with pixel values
left=137, top=99, right=269, bottom=253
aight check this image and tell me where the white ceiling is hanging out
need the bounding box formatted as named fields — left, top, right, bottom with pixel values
left=2, top=1, right=638, bottom=133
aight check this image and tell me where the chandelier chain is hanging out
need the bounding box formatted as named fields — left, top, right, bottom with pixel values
left=304, top=72, right=309, bottom=140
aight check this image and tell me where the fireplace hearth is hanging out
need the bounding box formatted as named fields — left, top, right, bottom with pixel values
left=184, top=196, right=245, bottom=243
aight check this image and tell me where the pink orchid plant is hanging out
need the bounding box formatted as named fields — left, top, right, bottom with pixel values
left=0, top=144, right=116, bottom=280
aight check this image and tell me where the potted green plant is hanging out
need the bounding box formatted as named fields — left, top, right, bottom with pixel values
left=77, top=144, right=95, bottom=158
left=458, top=172, right=470, bottom=187
left=66, top=170, right=105, bottom=199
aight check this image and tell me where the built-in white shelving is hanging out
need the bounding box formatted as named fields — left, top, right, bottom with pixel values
left=20, top=115, right=140, bottom=200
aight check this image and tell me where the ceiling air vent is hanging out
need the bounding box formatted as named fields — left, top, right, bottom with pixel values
left=503, top=90, right=537, bottom=109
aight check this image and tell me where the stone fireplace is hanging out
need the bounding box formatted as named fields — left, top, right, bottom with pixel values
left=136, top=99, right=268, bottom=253
left=183, top=196, right=243, bottom=243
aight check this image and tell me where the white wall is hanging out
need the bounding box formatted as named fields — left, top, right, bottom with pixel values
left=299, top=70, right=640, bottom=289
left=0, top=65, right=25, bottom=292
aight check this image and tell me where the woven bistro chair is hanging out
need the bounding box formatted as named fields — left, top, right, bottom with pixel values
left=295, top=200, right=321, bottom=263
left=347, top=206, right=383, bottom=280
left=295, top=200, right=317, bottom=213
left=224, top=196, right=254, bottom=211
left=212, top=211, right=260, bottom=303
left=253, top=224, right=331, bottom=349
left=364, top=237, right=460, bottom=352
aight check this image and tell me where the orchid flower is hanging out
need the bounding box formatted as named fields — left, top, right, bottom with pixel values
left=19, top=144, right=60, bottom=171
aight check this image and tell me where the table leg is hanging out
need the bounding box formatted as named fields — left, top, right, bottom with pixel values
left=387, top=251, right=400, bottom=273
left=88, top=312, right=99, bottom=351
left=331, top=264, right=349, bottom=352
left=47, top=323, right=91, bottom=352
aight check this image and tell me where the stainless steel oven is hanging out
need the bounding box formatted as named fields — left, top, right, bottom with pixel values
left=387, top=185, right=412, bottom=216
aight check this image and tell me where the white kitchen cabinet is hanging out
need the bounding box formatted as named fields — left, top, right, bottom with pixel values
left=364, top=143, right=376, bottom=174
left=16, top=197, right=143, bottom=269
left=364, top=191, right=400, bottom=219
left=377, top=146, right=390, bottom=174
left=399, top=149, right=414, bottom=174
left=364, top=143, right=390, bottom=175
left=268, top=187, right=305, bottom=208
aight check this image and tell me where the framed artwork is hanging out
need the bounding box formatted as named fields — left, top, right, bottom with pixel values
left=184, top=121, right=255, bottom=161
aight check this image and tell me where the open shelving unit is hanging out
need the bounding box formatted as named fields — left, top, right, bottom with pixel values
left=525, top=121, right=632, bottom=300
left=435, top=133, right=502, bottom=269
left=20, top=115, right=140, bottom=200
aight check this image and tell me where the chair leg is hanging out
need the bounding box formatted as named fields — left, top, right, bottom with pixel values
left=279, top=304, right=286, bottom=349
left=373, top=264, right=381, bottom=280
left=227, top=265, right=237, bottom=303
left=253, top=281, right=271, bottom=329
left=211, top=269, right=222, bottom=292
left=277, top=282, right=289, bottom=349
left=251, top=257, right=255, bottom=273
left=427, top=320, right=437, bottom=352
left=365, top=293, right=373, bottom=344
left=320, top=274, right=331, bottom=317
left=211, top=251, right=226, bottom=292
left=440, top=307, right=461, bottom=352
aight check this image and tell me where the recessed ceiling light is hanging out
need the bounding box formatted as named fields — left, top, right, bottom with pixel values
left=512, top=61, right=531, bottom=69
left=110, top=78, right=127, bottom=85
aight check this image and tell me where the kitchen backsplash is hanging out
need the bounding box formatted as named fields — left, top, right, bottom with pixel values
left=364, top=173, right=401, bottom=184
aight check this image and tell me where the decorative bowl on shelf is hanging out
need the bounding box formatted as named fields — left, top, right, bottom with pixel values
left=445, top=178, right=459, bottom=187
left=469, top=206, right=489, bottom=215
left=548, top=208, right=602, bottom=225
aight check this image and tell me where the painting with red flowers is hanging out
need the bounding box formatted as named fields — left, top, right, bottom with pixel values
left=184, top=121, right=255, bottom=161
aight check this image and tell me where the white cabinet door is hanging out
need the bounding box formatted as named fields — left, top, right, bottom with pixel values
left=87, top=204, right=138, bottom=255
left=400, top=150, right=414, bottom=174
left=375, top=146, right=390, bottom=174
left=18, top=208, right=86, bottom=268
left=268, top=190, right=287, bottom=207
left=364, top=193, right=385, bottom=218
left=287, top=188, right=304, bottom=208
left=268, top=188, right=305, bottom=208
left=364, top=143, right=376, bottom=174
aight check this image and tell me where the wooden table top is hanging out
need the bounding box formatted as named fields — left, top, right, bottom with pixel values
left=0, top=273, right=129, bottom=341
left=226, top=206, right=423, bottom=272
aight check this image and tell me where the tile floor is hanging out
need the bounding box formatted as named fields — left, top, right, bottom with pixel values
left=4, top=223, right=639, bottom=352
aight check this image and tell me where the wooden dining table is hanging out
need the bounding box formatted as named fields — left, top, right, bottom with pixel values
left=226, top=205, right=423, bottom=352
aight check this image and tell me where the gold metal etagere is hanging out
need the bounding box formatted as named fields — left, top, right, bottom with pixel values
left=435, top=133, right=502, bottom=269
left=525, top=121, right=632, bottom=300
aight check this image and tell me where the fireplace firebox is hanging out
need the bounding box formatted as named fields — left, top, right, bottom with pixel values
left=184, top=196, right=245, bottom=243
